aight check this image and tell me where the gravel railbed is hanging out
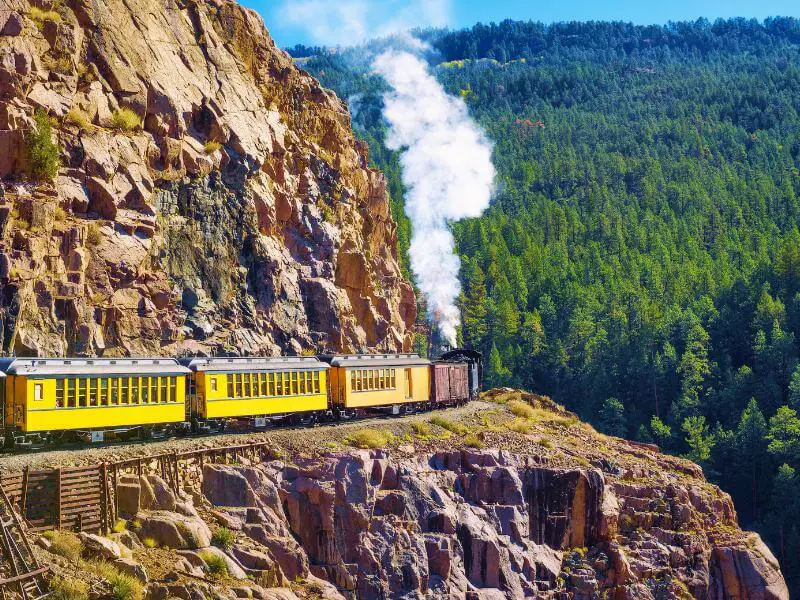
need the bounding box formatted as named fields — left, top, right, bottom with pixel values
left=0, top=401, right=494, bottom=472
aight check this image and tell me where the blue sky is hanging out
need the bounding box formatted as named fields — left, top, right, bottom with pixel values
left=243, top=0, right=800, bottom=48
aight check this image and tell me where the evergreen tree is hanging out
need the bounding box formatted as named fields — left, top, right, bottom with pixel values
left=599, top=397, right=627, bottom=437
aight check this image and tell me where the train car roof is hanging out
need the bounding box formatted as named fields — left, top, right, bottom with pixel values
left=320, top=354, right=431, bottom=368
left=0, top=357, right=191, bottom=376
left=179, top=356, right=328, bottom=372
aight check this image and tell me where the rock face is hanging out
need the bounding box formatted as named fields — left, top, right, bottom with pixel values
left=190, top=450, right=787, bottom=599
left=0, top=0, right=416, bottom=355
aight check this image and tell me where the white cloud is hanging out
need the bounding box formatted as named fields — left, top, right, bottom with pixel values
left=277, top=0, right=451, bottom=46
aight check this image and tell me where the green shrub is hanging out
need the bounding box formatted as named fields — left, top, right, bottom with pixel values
left=538, top=437, right=554, bottom=449
left=110, top=108, right=141, bottom=132
left=49, top=576, right=88, bottom=600
left=107, top=572, right=143, bottom=600
left=211, top=527, right=235, bottom=551
left=26, top=108, right=61, bottom=181
left=203, top=140, right=222, bottom=154
left=508, top=400, right=535, bottom=419
left=42, top=530, right=82, bottom=562
left=345, top=428, right=391, bottom=449
left=199, top=551, right=228, bottom=579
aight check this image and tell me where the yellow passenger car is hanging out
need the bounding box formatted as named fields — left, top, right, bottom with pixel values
left=322, top=354, right=431, bottom=412
left=0, top=358, right=190, bottom=445
left=181, top=357, right=329, bottom=424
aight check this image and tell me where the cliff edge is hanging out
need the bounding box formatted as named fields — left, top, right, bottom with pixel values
left=0, top=0, right=416, bottom=356
left=26, top=390, right=790, bottom=599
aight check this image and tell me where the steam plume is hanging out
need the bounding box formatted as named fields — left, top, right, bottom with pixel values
left=373, top=49, right=495, bottom=346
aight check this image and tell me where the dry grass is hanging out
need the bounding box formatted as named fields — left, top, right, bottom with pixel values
left=199, top=551, right=228, bottom=579
left=429, top=416, right=468, bottom=436
left=111, top=519, right=127, bottom=533
left=463, top=433, right=485, bottom=449
left=345, top=428, right=392, bottom=449
left=88, top=562, right=143, bottom=600
left=65, top=108, right=91, bottom=130
left=508, top=400, right=535, bottom=418
left=410, top=421, right=432, bottom=436
left=110, top=108, right=141, bottom=132
left=203, top=140, right=222, bottom=154
left=49, top=576, right=88, bottom=600
left=42, top=530, right=82, bottom=562
left=86, top=222, right=102, bottom=246
left=30, top=6, right=62, bottom=24
left=506, top=418, right=533, bottom=434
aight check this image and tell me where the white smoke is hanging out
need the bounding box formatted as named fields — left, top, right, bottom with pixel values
left=373, top=49, right=495, bottom=346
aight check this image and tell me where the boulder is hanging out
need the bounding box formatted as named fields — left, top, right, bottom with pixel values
left=79, top=532, right=127, bottom=560
left=138, top=512, right=211, bottom=550
left=113, top=557, right=148, bottom=583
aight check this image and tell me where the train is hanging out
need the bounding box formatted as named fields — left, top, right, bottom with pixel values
left=0, top=350, right=482, bottom=448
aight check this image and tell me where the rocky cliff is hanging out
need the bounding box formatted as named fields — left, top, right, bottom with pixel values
left=33, top=391, right=789, bottom=599
left=0, top=0, right=416, bottom=356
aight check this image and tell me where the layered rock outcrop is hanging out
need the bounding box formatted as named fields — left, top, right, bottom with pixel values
left=0, top=0, right=416, bottom=355
left=29, top=392, right=789, bottom=598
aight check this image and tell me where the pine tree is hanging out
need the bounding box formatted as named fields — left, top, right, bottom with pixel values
left=599, top=397, right=627, bottom=437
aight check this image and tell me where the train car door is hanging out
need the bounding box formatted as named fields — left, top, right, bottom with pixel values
left=404, top=369, right=412, bottom=400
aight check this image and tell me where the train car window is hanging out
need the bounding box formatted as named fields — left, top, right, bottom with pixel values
left=314, top=371, right=321, bottom=393
left=257, top=373, right=264, bottom=396
left=66, top=379, right=74, bottom=407
left=151, top=377, right=158, bottom=403
left=266, top=373, right=274, bottom=396
left=56, top=379, right=64, bottom=407
left=77, top=378, right=87, bottom=407
left=142, top=377, right=150, bottom=404
left=169, top=377, right=177, bottom=402
left=100, top=378, right=108, bottom=406
left=34, top=382, right=43, bottom=401
left=391, top=369, right=397, bottom=389
left=275, top=373, right=283, bottom=396
left=161, top=377, right=168, bottom=403
left=87, top=378, right=96, bottom=406
left=110, top=378, right=118, bottom=405
left=132, top=377, right=141, bottom=404
left=299, top=372, right=306, bottom=394
left=210, top=377, right=218, bottom=392
left=227, top=375, right=234, bottom=398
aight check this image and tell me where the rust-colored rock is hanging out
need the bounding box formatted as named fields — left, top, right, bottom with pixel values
left=0, top=0, right=416, bottom=356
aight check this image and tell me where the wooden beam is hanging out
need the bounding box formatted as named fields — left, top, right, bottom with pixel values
left=0, top=566, right=49, bottom=586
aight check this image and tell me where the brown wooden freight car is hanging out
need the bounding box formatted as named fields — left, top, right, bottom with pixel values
left=431, top=362, right=470, bottom=405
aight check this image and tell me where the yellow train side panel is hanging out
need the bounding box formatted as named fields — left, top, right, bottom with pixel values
left=200, top=371, right=328, bottom=418
left=341, top=366, right=431, bottom=408
left=22, top=377, right=186, bottom=433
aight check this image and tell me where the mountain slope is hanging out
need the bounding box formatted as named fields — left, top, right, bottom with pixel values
left=292, top=20, right=800, bottom=593
left=0, top=0, right=416, bottom=356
